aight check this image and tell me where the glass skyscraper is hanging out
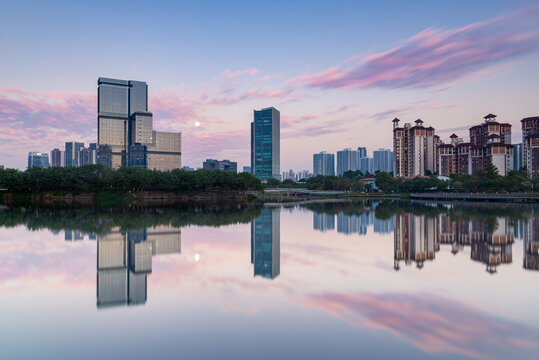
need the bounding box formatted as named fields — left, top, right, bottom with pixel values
left=27, top=152, right=49, bottom=168
left=65, top=141, right=84, bottom=167
left=97, top=77, right=181, bottom=171
left=251, top=107, right=280, bottom=180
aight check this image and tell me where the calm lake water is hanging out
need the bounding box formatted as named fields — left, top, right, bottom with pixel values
left=1, top=201, right=538, bottom=360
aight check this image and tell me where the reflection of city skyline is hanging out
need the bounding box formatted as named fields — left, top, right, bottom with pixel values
left=97, top=226, right=181, bottom=308
left=313, top=211, right=395, bottom=236
left=251, top=207, right=280, bottom=279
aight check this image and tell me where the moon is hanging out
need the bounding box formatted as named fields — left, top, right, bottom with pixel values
left=195, top=121, right=201, bottom=127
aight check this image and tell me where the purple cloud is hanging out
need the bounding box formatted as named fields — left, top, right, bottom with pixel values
left=290, top=6, right=539, bottom=90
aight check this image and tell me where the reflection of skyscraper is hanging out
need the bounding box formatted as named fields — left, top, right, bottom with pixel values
left=96, top=226, right=181, bottom=307
left=313, top=213, right=335, bottom=232
left=251, top=208, right=280, bottom=279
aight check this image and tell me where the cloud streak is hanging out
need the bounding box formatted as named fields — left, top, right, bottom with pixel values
left=302, top=292, right=539, bottom=360
left=290, top=6, right=539, bottom=91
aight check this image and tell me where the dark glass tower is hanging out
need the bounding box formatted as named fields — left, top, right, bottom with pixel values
left=251, top=207, right=280, bottom=279
left=65, top=141, right=84, bottom=167
left=251, top=107, right=280, bottom=180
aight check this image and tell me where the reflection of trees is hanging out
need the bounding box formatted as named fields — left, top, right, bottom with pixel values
left=0, top=204, right=262, bottom=234
left=374, top=200, right=533, bottom=230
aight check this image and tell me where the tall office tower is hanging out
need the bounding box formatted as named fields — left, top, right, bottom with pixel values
left=468, top=114, right=513, bottom=176
left=357, top=147, right=367, bottom=158
left=65, top=142, right=84, bottom=167
left=27, top=152, right=50, bottom=168
left=97, top=78, right=147, bottom=169
left=251, top=207, right=280, bottom=279
left=313, top=151, right=335, bottom=176
left=373, top=148, right=393, bottom=173
left=521, top=116, right=539, bottom=177
left=98, top=77, right=181, bottom=171
left=251, top=107, right=280, bottom=180
left=336, top=148, right=361, bottom=176
left=393, top=118, right=439, bottom=177
left=202, top=159, right=237, bottom=172
left=50, top=148, right=64, bottom=167
left=513, top=144, right=523, bottom=171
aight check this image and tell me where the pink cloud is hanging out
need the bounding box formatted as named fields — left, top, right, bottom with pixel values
left=302, top=292, right=539, bottom=360
left=289, top=6, right=539, bottom=90
left=220, top=68, right=259, bottom=79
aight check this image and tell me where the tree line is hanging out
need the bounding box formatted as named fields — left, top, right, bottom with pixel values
left=375, top=166, right=539, bottom=193
left=265, top=165, right=539, bottom=193
left=0, top=165, right=263, bottom=193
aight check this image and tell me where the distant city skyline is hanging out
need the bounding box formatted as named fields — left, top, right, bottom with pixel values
left=2, top=1, right=539, bottom=170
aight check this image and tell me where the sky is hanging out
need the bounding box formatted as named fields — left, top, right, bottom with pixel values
left=1, top=0, right=539, bottom=170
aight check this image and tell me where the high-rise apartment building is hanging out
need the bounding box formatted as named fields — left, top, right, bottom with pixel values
left=50, top=148, right=64, bottom=167
left=336, top=148, right=361, bottom=176
left=97, top=77, right=181, bottom=171
left=203, top=159, right=237, bottom=172
left=357, top=147, right=367, bottom=158
left=360, top=157, right=374, bottom=175
left=521, top=116, right=539, bottom=177
left=393, top=118, right=439, bottom=177
left=27, top=152, right=49, bottom=168
left=469, top=114, right=513, bottom=176
left=251, top=107, right=280, bottom=180
left=313, top=151, right=335, bottom=176
left=439, top=114, right=513, bottom=176
left=373, top=148, right=393, bottom=173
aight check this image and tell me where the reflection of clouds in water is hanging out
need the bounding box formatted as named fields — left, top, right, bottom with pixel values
left=301, top=292, right=539, bottom=360
left=0, top=228, right=95, bottom=290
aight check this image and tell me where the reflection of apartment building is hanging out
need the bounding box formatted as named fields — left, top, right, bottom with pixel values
left=96, top=226, right=181, bottom=308
left=313, top=213, right=335, bottom=232
left=251, top=208, right=280, bottom=279
left=336, top=212, right=374, bottom=235
left=394, top=213, right=514, bottom=273
left=394, top=213, right=438, bottom=270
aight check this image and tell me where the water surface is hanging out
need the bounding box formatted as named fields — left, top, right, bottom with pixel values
left=1, top=201, right=538, bottom=360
